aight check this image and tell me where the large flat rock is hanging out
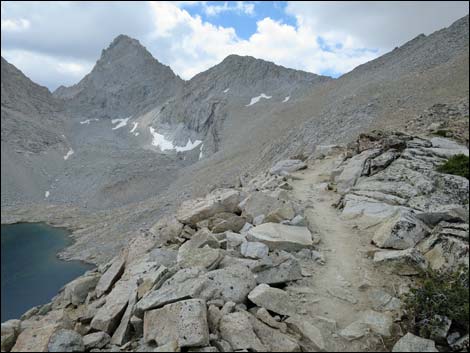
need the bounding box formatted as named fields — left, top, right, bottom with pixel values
left=144, top=299, right=209, bottom=348
left=247, top=223, right=313, bottom=251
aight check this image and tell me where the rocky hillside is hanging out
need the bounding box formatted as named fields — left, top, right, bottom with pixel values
left=2, top=131, right=468, bottom=352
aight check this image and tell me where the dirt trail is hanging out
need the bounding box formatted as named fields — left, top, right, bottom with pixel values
left=288, top=156, right=399, bottom=352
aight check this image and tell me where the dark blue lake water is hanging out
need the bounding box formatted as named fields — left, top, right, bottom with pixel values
left=1, top=223, right=93, bottom=322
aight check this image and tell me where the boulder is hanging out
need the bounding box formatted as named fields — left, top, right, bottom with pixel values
left=149, top=216, right=184, bottom=244
left=392, top=333, right=438, bottom=352
left=255, top=308, right=287, bottom=332
left=83, top=332, right=111, bottom=350
left=177, top=189, right=243, bottom=225
left=110, top=290, right=137, bottom=346
left=265, top=204, right=296, bottom=223
left=90, top=281, right=134, bottom=335
left=135, top=267, right=208, bottom=315
left=373, top=248, right=428, bottom=275
left=339, top=321, right=369, bottom=341
left=177, top=247, right=223, bottom=270
left=247, top=223, right=313, bottom=251
left=270, top=159, right=307, bottom=176
left=95, top=257, right=126, bottom=298
left=130, top=316, right=143, bottom=337
left=285, top=316, right=325, bottom=351
left=241, top=241, right=269, bottom=259
left=368, top=289, right=401, bottom=312
left=219, top=312, right=266, bottom=351
left=137, top=265, right=169, bottom=299
left=254, top=257, right=302, bottom=285
left=144, top=299, right=209, bottom=348
left=208, top=212, right=246, bottom=233
left=372, top=212, right=430, bottom=250
left=199, top=265, right=257, bottom=303
left=148, top=248, right=178, bottom=268
left=335, top=149, right=381, bottom=194
left=1, top=320, right=21, bottom=352
left=12, top=323, right=59, bottom=352
left=359, top=310, right=393, bottom=337
left=47, top=329, right=84, bottom=352
left=247, top=284, right=297, bottom=316
left=63, top=274, right=100, bottom=306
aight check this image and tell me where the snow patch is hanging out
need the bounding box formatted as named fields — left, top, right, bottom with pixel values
left=63, top=149, right=74, bottom=160
left=111, top=117, right=131, bottom=130
left=135, top=132, right=140, bottom=136
left=80, top=118, right=99, bottom=125
left=282, top=96, right=290, bottom=103
left=246, top=93, right=272, bottom=106
left=223, top=88, right=230, bottom=93
left=149, top=127, right=202, bottom=152
left=45, top=191, right=50, bottom=198
left=130, top=122, right=139, bottom=133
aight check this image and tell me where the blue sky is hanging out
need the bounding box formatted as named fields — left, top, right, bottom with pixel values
left=183, top=1, right=297, bottom=39
left=1, top=1, right=468, bottom=90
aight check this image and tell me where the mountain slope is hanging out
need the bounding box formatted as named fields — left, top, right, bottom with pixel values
left=53, top=35, right=184, bottom=120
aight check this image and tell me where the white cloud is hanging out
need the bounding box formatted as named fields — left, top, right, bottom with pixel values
left=1, top=18, right=30, bottom=32
left=1, top=1, right=467, bottom=90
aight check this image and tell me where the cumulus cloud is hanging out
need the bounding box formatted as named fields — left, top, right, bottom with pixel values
left=1, top=1, right=467, bottom=90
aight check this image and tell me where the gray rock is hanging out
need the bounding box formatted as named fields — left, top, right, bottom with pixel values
left=253, top=214, right=266, bottom=226
left=270, top=159, right=307, bottom=176
left=368, top=289, right=401, bottom=312
left=265, top=204, right=296, bottom=223
left=63, top=274, right=101, bottom=306
left=177, top=247, right=223, bottom=270
left=240, top=241, right=269, bottom=259
left=208, top=212, right=246, bottom=233
left=110, top=290, right=137, bottom=346
left=219, top=312, right=265, bottom=351
left=247, top=223, right=313, bottom=251
left=339, top=321, right=369, bottom=341
left=149, top=216, right=184, bottom=244
left=148, top=248, right=178, bottom=268
left=285, top=316, right=325, bottom=351
left=225, top=231, right=246, bottom=250
left=135, top=267, right=208, bottom=315
left=47, top=329, right=84, bottom=352
left=373, top=248, right=428, bottom=275
left=130, top=316, right=143, bottom=337
left=255, top=308, right=287, bottom=332
left=1, top=320, right=21, bottom=352
left=429, top=315, right=451, bottom=343
left=95, top=257, right=126, bottom=298
left=254, top=257, right=302, bottom=285
left=177, top=189, right=243, bottom=225
left=373, top=211, right=430, bottom=249
left=83, top=332, right=111, bottom=350
left=144, top=299, right=209, bottom=348
left=247, top=284, right=297, bottom=316
left=450, top=333, right=469, bottom=351
left=392, top=333, right=438, bottom=352
left=289, top=215, right=306, bottom=226
left=90, top=281, right=134, bottom=335
left=359, top=310, right=393, bottom=337
left=199, top=265, right=257, bottom=303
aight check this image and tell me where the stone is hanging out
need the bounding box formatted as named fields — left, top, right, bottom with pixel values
left=137, top=266, right=169, bottom=299
left=95, top=257, right=126, bottom=297
left=429, top=315, right=451, bottom=343
left=270, top=159, right=307, bottom=176
left=289, top=215, right=306, bottom=226
left=339, top=321, right=369, bottom=341
left=47, top=329, right=84, bottom=352
left=83, top=332, right=111, bottom=350
left=208, top=212, right=246, bottom=233
left=373, top=248, right=428, bottom=275
left=177, top=247, right=223, bottom=270
left=148, top=248, right=178, bottom=268
left=368, top=289, right=401, bottom=312
left=135, top=267, right=208, bottom=315
left=247, top=284, right=297, bottom=316
left=225, top=231, right=246, bottom=250
left=149, top=216, right=184, bottom=244
left=285, top=316, right=325, bottom=351
left=153, top=340, right=179, bottom=352
left=63, top=274, right=100, bottom=306
left=247, top=223, right=313, bottom=251
left=211, top=339, right=232, bottom=352
left=327, top=287, right=358, bottom=304
left=265, top=204, right=296, bottom=223
left=199, top=265, right=257, bottom=303
left=392, top=333, right=438, bottom=352
left=368, top=150, right=400, bottom=175
left=12, top=322, right=59, bottom=352
left=1, top=320, right=21, bottom=352
left=207, top=305, right=223, bottom=333
left=315, top=144, right=345, bottom=159
left=219, top=312, right=265, bottom=351
left=177, top=189, right=243, bottom=225
left=110, top=290, right=137, bottom=346
left=247, top=313, right=300, bottom=352
left=335, top=149, right=381, bottom=194
left=131, top=316, right=143, bottom=337
left=373, top=212, right=430, bottom=250
left=253, top=214, right=266, bottom=226
left=90, top=281, right=134, bottom=335
left=144, top=299, right=209, bottom=348
left=255, top=308, right=287, bottom=332
left=240, top=223, right=254, bottom=234
left=241, top=241, right=269, bottom=259
left=239, top=192, right=289, bottom=223
left=254, top=257, right=302, bottom=285
left=359, top=310, right=393, bottom=337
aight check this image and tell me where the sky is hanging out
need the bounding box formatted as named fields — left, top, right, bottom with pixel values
left=1, top=1, right=468, bottom=91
